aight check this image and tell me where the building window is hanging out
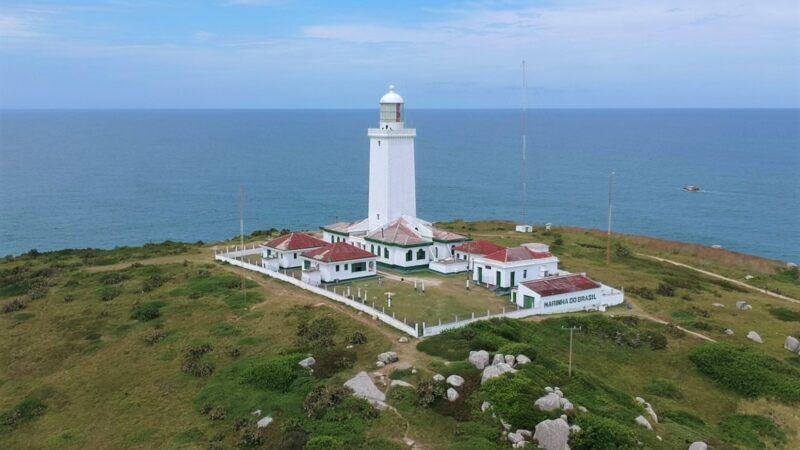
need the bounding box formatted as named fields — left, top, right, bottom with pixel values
left=335, top=265, right=340, bottom=272
left=368, top=261, right=374, bottom=270
left=352, top=262, right=366, bottom=272
left=523, top=269, right=528, bottom=278
left=294, top=253, right=298, bottom=258
left=384, top=248, right=389, bottom=259
left=330, top=236, right=334, bottom=243
left=371, top=244, right=375, bottom=254
left=416, top=249, right=425, bottom=260
left=344, top=263, right=349, bottom=270
left=303, top=260, right=310, bottom=270
left=405, top=250, right=413, bottom=261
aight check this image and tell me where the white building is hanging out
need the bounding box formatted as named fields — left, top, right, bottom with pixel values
left=300, top=242, right=377, bottom=285
left=512, top=273, right=624, bottom=313
left=260, top=232, right=328, bottom=269
left=471, top=246, right=560, bottom=289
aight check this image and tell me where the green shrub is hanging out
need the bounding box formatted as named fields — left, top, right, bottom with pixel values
left=303, top=385, right=350, bottom=418
left=645, top=379, right=682, bottom=399
left=629, top=286, right=655, bottom=300
left=498, top=342, right=537, bottom=359
left=661, top=410, right=705, bottom=428
left=344, top=330, right=367, bottom=345
left=3, top=299, right=26, bottom=314
left=297, top=317, right=337, bottom=348
left=313, top=349, right=357, bottom=378
left=719, top=414, right=786, bottom=449
left=417, top=333, right=471, bottom=360
left=305, top=436, right=345, bottom=450
left=481, top=375, right=551, bottom=428
left=240, top=354, right=303, bottom=392
left=130, top=301, right=164, bottom=322
left=614, top=243, right=631, bottom=258
left=141, top=274, right=167, bottom=293
left=100, top=272, right=129, bottom=285
left=97, top=286, right=122, bottom=301
left=689, top=343, right=800, bottom=401
left=768, top=307, right=800, bottom=322
left=27, top=286, right=48, bottom=300
left=1, top=398, right=46, bottom=431
left=571, top=414, right=636, bottom=450
left=416, top=379, right=446, bottom=407
left=645, top=332, right=668, bottom=350
left=143, top=329, right=166, bottom=345
left=200, top=404, right=227, bottom=420
left=656, top=283, right=675, bottom=297
left=182, top=344, right=214, bottom=377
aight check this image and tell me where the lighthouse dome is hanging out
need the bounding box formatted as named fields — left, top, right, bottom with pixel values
left=380, top=85, right=404, bottom=104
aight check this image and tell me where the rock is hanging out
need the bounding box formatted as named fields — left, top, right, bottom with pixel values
left=688, top=442, right=708, bottom=450
left=513, top=441, right=527, bottom=449
left=468, top=350, right=490, bottom=370
left=635, top=415, right=653, bottom=430
left=712, top=303, right=725, bottom=308
left=561, top=400, right=574, bottom=411
left=533, top=418, right=570, bottom=450
left=377, top=351, right=399, bottom=364
left=492, top=353, right=505, bottom=366
left=411, top=368, right=417, bottom=374
left=635, top=396, right=645, bottom=405
left=446, top=374, right=465, bottom=387
left=534, top=393, right=562, bottom=411
left=481, top=401, right=492, bottom=412
left=725, top=329, right=734, bottom=335
left=657, top=435, right=662, bottom=441
left=570, top=424, right=581, bottom=434
left=344, top=371, right=386, bottom=403
left=376, top=361, right=385, bottom=368
left=447, top=388, right=459, bottom=402
left=544, top=386, right=554, bottom=393
left=398, top=336, right=409, bottom=343
left=507, top=432, right=525, bottom=445
left=516, top=354, right=531, bottom=365
left=560, top=415, right=568, bottom=421
left=553, top=387, right=563, bottom=397
left=785, top=336, right=800, bottom=353
left=501, top=418, right=512, bottom=431
left=346, top=344, right=354, bottom=349
left=517, top=429, right=532, bottom=439
left=256, top=416, right=273, bottom=428
left=496, top=362, right=517, bottom=375
left=736, top=301, right=752, bottom=310
left=373, top=400, right=389, bottom=411
left=577, top=405, right=588, bottom=413
left=505, top=354, right=516, bottom=366
left=298, top=356, right=316, bottom=369
left=481, top=365, right=501, bottom=384
left=390, top=379, right=413, bottom=388
left=251, top=409, right=261, bottom=416
left=745, top=274, right=755, bottom=280
left=644, top=403, right=658, bottom=424
left=433, top=374, right=445, bottom=382
left=403, top=437, right=415, bottom=447
left=747, top=331, right=763, bottom=343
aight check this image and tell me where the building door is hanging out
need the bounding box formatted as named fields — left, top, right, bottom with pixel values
left=495, top=271, right=501, bottom=287
left=477, top=267, right=483, bottom=283
left=510, top=271, right=515, bottom=287
left=523, top=295, right=534, bottom=308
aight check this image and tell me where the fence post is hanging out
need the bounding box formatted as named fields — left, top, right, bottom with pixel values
left=439, top=318, right=442, bottom=326
left=472, top=312, right=475, bottom=319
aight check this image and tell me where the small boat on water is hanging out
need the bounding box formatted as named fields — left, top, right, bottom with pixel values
left=683, top=185, right=700, bottom=192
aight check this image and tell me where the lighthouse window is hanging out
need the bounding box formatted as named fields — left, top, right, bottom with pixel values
left=378, top=140, right=381, bottom=147
left=405, top=250, right=413, bottom=262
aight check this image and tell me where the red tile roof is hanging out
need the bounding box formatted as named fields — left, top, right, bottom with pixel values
left=431, top=227, right=467, bottom=242
left=483, top=246, right=553, bottom=263
left=302, top=242, right=376, bottom=263
left=263, top=232, right=327, bottom=251
left=366, top=218, right=429, bottom=246
left=453, top=240, right=505, bottom=255
left=520, top=274, right=600, bottom=297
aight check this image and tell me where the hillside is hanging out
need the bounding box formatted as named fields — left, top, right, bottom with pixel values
left=1, top=222, right=799, bottom=449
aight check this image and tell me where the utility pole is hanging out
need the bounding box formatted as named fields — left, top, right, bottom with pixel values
left=606, top=171, right=615, bottom=265
left=521, top=60, right=528, bottom=227
left=561, top=325, right=582, bottom=377
left=239, top=186, right=246, bottom=302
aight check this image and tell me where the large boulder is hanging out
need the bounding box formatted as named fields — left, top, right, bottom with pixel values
left=481, top=401, right=492, bottom=412
left=644, top=403, right=658, bottom=424
left=534, top=393, right=562, bottom=412
left=496, top=362, right=517, bottom=375
left=635, top=415, right=653, bottom=430
left=433, top=373, right=445, bottom=382
left=507, top=432, right=525, bottom=445
left=492, top=353, right=505, bottom=366
left=256, top=416, right=273, bottom=428
left=468, top=350, right=490, bottom=370
left=736, top=301, right=752, bottom=310
left=298, top=357, right=315, bottom=369
left=688, top=442, right=708, bottom=450
left=446, top=374, right=465, bottom=388
left=377, top=351, right=399, bottom=364
left=447, top=388, right=460, bottom=402
left=505, top=354, right=516, bottom=366
left=533, top=417, right=570, bottom=450
left=516, top=354, right=532, bottom=365
left=481, top=365, right=502, bottom=384
left=747, top=331, right=763, bottom=343
left=785, top=336, right=800, bottom=353
left=724, top=329, right=734, bottom=335
left=390, top=379, right=413, bottom=388
left=344, top=371, right=386, bottom=403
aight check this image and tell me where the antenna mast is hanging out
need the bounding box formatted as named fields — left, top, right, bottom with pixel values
left=606, top=172, right=614, bottom=265
left=240, top=185, right=246, bottom=301
left=521, top=60, right=528, bottom=226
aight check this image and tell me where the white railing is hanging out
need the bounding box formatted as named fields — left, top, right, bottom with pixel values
left=214, top=251, right=420, bottom=338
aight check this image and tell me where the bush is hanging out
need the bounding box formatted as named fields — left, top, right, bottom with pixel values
left=656, top=283, right=675, bottom=297
left=182, top=344, right=214, bottom=377
left=27, top=286, right=48, bottom=300
left=645, top=379, right=682, bottom=399
left=143, top=329, right=166, bottom=345
left=416, top=379, right=446, bottom=407
left=481, top=375, right=551, bottom=428
left=141, top=274, right=167, bottom=293
left=1, top=398, right=46, bottom=430
left=130, top=301, right=164, bottom=321
left=768, top=307, right=800, bottom=322
left=200, top=404, right=227, bottom=420
left=240, top=354, right=303, bottom=392
left=3, top=299, right=26, bottom=314
left=313, top=349, right=357, bottom=378
left=719, top=414, right=787, bottom=449
left=571, top=414, right=636, bottom=450
left=689, top=343, right=800, bottom=401
left=97, top=286, right=122, bottom=301
left=629, top=286, right=655, bottom=300
left=614, top=243, right=631, bottom=258
left=100, top=272, right=129, bottom=285
left=645, top=332, right=668, bottom=350
left=305, top=436, right=345, bottom=450
left=498, top=342, right=537, bottom=359
left=297, top=317, right=337, bottom=348
left=344, top=330, right=368, bottom=345
left=63, top=294, right=74, bottom=303
left=303, top=385, right=350, bottom=418
left=236, top=421, right=268, bottom=447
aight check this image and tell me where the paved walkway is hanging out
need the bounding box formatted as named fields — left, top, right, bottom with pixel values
left=637, top=253, right=800, bottom=305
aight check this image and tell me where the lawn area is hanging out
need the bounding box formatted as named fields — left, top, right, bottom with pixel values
left=332, top=270, right=514, bottom=326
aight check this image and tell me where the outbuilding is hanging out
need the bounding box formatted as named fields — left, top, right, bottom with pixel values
left=300, top=242, right=377, bottom=285
left=471, top=246, right=559, bottom=289
left=260, top=232, right=328, bottom=269
left=513, top=273, right=624, bottom=313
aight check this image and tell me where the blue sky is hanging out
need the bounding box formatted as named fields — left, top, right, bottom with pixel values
left=1, top=0, right=798, bottom=108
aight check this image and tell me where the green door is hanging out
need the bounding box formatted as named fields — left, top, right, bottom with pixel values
left=477, top=267, right=483, bottom=283
left=523, top=295, right=534, bottom=309
left=510, top=271, right=515, bottom=286
left=495, top=271, right=501, bottom=287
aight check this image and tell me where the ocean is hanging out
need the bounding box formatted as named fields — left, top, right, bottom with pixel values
left=1, top=109, right=798, bottom=262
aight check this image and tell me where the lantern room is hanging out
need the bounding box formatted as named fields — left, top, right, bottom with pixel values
left=379, top=85, right=404, bottom=126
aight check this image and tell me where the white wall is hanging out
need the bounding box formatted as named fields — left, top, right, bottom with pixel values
left=367, top=128, right=417, bottom=230
left=471, top=259, right=559, bottom=288
left=262, top=246, right=321, bottom=269
left=431, top=241, right=458, bottom=260
left=304, top=257, right=377, bottom=282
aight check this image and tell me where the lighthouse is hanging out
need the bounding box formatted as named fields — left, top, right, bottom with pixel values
left=367, top=85, right=417, bottom=230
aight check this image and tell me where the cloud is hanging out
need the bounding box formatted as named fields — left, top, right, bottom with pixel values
left=0, top=14, right=42, bottom=38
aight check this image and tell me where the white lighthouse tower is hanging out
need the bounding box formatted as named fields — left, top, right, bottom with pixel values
left=367, top=85, right=417, bottom=230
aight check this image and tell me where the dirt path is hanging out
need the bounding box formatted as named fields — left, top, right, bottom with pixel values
left=638, top=253, right=800, bottom=305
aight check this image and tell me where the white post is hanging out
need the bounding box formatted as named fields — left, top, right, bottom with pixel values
left=421, top=281, right=425, bottom=293
left=472, top=312, right=475, bottom=319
